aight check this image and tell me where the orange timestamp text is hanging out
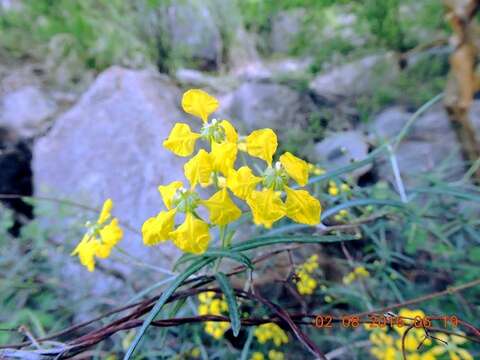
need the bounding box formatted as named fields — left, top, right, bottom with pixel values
left=313, top=314, right=459, bottom=329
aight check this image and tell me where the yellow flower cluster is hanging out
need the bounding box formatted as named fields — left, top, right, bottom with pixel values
left=327, top=180, right=350, bottom=197
left=250, top=350, right=285, bottom=360
left=71, top=199, right=123, bottom=271
left=295, top=254, right=319, bottom=295
left=307, top=163, right=325, bottom=176
left=333, top=209, right=349, bottom=221
left=342, top=266, right=370, bottom=285
left=367, top=309, right=473, bottom=360
left=142, top=89, right=322, bottom=254
left=197, top=291, right=230, bottom=339
left=254, top=323, right=289, bottom=346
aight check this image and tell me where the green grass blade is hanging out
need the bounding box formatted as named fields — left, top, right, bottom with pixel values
left=123, top=257, right=212, bottom=360
left=215, top=272, right=241, bottom=337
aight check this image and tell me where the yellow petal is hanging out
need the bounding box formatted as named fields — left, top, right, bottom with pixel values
left=210, top=141, right=237, bottom=176
left=182, top=89, right=219, bottom=122
left=163, top=123, right=201, bottom=157
left=184, top=149, right=213, bottom=188
left=246, top=188, right=286, bottom=228
left=279, top=152, right=309, bottom=186
left=142, top=209, right=176, bottom=246
left=203, top=188, right=242, bottom=226
left=98, top=198, right=113, bottom=224
left=99, top=218, right=124, bottom=248
left=71, top=234, right=97, bottom=272
left=158, top=181, right=183, bottom=210
left=226, top=166, right=261, bottom=200
left=245, top=129, right=278, bottom=165
left=170, top=213, right=211, bottom=254
left=285, top=187, right=321, bottom=225
left=219, top=120, right=238, bottom=143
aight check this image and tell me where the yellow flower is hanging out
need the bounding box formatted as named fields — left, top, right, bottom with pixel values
left=226, top=166, right=262, bottom=200
left=342, top=266, right=370, bottom=284
left=96, top=218, right=123, bottom=257
left=279, top=152, right=309, bottom=186
left=141, top=209, right=176, bottom=246
left=71, top=199, right=123, bottom=272
left=268, top=350, right=285, bottom=360
left=158, top=181, right=183, bottom=210
left=71, top=234, right=98, bottom=272
left=219, top=120, right=238, bottom=143
left=328, top=182, right=339, bottom=196
left=98, top=198, right=113, bottom=224
left=205, top=321, right=230, bottom=339
left=184, top=149, right=213, bottom=188
left=429, top=332, right=473, bottom=360
left=254, top=323, right=289, bottom=346
left=284, top=187, right=321, bottom=225
left=245, top=128, right=278, bottom=165
left=182, top=89, right=219, bottom=122
left=246, top=188, right=286, bottom=228
left=250, top=352, right=265, bottom=360
left=202, top=188, right=242, bottom=226
left=163, top=123, right=201, bottom=157
left=340, top=183, right=351, bottom=192
left=296, top=270, right=317, bottom=295
left=170, top=213, right=211, bottom=254
left=303, top=254, right=319, bottom=272
left=210, top=141, right=237, bottom=176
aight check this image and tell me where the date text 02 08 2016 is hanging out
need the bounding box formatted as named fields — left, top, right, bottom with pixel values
left=313, top=314, right=460, bottom=329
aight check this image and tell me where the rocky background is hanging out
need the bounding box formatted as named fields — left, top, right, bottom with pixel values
left=0, top=0, right=478, bottom=316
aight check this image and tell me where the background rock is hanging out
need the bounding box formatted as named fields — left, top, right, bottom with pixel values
left=270, top=9, right=305, bottom=54
left=310, top=53, right=399, bottom=100
left=313, top=130, right=370, bottom=178
left=33, top=66, right=187, bottom=268
left=369, top=104, right=464, bottom=183
left=0, top=85, right=57, bottom=137
left=225, top=81, right=309, bottom=136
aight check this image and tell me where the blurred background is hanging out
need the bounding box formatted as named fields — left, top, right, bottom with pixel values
left=1, top=0, right=480, bottom=359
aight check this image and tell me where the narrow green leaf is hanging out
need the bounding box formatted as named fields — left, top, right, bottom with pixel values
left=123, top=258, right=212, bottom=360
left=321, top=198, right=408, bottom=220
left=240, top=327, right=255, bottom=360
left=215, top=272, right=241, bottom=337
left=173, top=250, right=253, bottom=270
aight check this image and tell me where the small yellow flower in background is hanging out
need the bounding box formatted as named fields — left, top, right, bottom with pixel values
left=340, top=183, right=351, bottom=192
left=198, top=290, right=230, bottom=339
left=328, top=181, right=339, bottom=196
left=250, top=352, right=265, bottom=360
left=71, top=199, right=123, bottom=272
left=324, top=295, right=333, bottom=303
left=342, top=266, right=370, bottom=285
left=268, top=350, right=285, bottom=360
left=295, top=254, right=319, bottom=295
left=190, top=347, right=201, bottom=358
left=428, top=332, right=473, bottom=360
left=182, top=89, right=219, bottom=122
left=254, top=323, right=289, bottom=346
left=334, top=209, right=349, bottom=221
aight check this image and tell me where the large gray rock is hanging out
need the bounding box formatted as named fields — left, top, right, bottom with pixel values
left=313, top=131, right=371, bottom=178
left=162, top=0, right=222, bottom=68
left=270, top=9, right=305, bottom=54
left=369, top=105, right=464, bottom=182
left=33, top=66, right=186, bottom=263
left=310, top=53, right=399, bottom=100
left=0, top=85, right=57, bottom=137
left=225, top=81, right=309, bottom=135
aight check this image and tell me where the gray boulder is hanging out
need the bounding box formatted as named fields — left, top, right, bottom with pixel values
left=225, top=81, right=308, bottom=135
left=162, top=0, right=222, bottom=68
left=369, top=105, right=464, bottom=183
left=313, top=131, right=371, bottom=178
left=0, top=85, right=57, bottom=137
left=270, top=9, right=305, bottom=54
left=310, top=53, right=399, bottom=100
left=33, top=66, right=187, bottom=266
